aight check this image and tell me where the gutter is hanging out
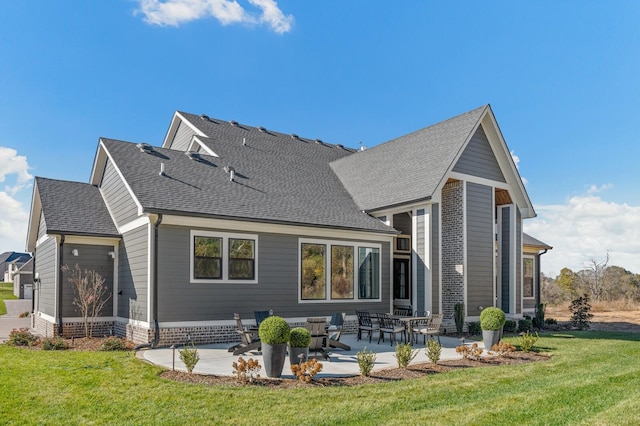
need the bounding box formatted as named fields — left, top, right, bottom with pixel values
left=536, top=249, right=549, bottom=306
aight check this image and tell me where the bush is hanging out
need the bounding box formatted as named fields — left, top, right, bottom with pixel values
left=41, top=337, right=69, bottom=351
left=467, top=321, right=481, bottom=335
left=425, top=338, right=442, bottom=363
left=290, top=358, right=323, bottom=383
left=258, top=316, right=291, bottom=344
left=7, top=328, right=39, bottom=347
left=18, top=311, right=30, bottom=318
left=534, top=303, right=545, bottom=329
left=289, top=327, right=311, bottom=348
left=394, top=342, right=418, bottom=369
left=454, top=303, right=465, bottom=335
left=356, top=347, right=376, bottom=376
left=232, top=357, right=261, bottom=383
left=480, top=307, right=506, bottom=331
left=545, top=317, right=558, bottom=325
left=456, top=343, right=483, bottom=360
left=518, top=331, right=539, bottom=352
left=490, top=341, right=516, bottom=356
left=503, top=320, right=517, bottom=333
left=518, top=318, right=533, bottom=333
left=570, top=294, right=593, bottom=330
left=99, top=337, right=128, bottom=351
left=179, top=342, right=200, bottom=373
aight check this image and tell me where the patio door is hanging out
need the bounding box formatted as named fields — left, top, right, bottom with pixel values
left=393, top=259, right=411, bottom=301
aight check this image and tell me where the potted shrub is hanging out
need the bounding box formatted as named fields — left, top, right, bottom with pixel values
left=480, top=307, right=506, bottom=350
left=289, top=327, right=311, bottom=366
left=258, top=315, right=291, bottom=378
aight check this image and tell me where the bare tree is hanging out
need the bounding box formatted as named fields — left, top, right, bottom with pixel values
left=62, top=264, right=111, bottom=338
left=575, top=253, right=610, bottom=302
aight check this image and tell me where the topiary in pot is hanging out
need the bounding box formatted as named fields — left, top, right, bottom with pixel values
left=259, top=316, right=291, bottom=377
left=480, top=307, right=506, bottom=350
left=289, top=327, right=311, bottom=366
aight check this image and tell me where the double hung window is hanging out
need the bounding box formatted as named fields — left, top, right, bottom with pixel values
left=191, top=230, right=257, bottom=283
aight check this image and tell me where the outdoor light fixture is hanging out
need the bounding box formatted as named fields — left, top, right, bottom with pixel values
left=72, top=249, right=79, bottom=257
left=108, top=251, right=115, bottom=259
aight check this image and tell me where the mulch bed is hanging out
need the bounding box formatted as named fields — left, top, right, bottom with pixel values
left=159, top=351, right=549, bottom=388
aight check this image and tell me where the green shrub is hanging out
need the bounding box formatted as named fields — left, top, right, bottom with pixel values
left=18, top=311, right=30, bottom=318
left=356, top=347, right=376, bottom=377
left=99, top=337, right=128, bottom=351
left=480, top=307, right=506, bottom=331
left=518, top=318, right=533, bottom=333
left=503, top=320, right=517, bottom=333
left=534, top=303, right=545, bottom=329
left=545, top=317, right=558, bottom=325
left=518, top=331, right=539, bottom=352
left=425, top=338, right=442, bottom=363
left=394, top=342, right=418, bottom=369
left=454, top=303, right=465, bottom=335
left=41, top=337, right=69, bottom=351
left=258, top=316, right=291, bottom=344
left=289, top=327, right=311, bottom=348
left=7, top=328, right=39, bottom=347
left=467, top=321, right=481, bottom=335
left=570, top=294, right=593, bottom=330
left=179, top=342, right=200, bottom=373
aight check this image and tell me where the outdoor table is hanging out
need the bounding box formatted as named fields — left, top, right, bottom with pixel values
left=389, top=315, right=431, bottom=344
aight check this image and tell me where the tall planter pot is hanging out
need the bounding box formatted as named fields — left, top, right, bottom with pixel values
left=289, top=346, right=309, bottom=366
left=262, top=343, right=288, bottom=378
left=482, top=327, right=502, bottom=350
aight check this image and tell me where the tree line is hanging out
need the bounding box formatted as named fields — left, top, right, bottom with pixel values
left=542, top=253, right=640, bottom=305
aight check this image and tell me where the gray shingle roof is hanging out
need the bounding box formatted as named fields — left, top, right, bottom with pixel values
left=101, top=126, right=395, bottom=233
left=330, top=105, right=488, bottom=211
left=523, top=233, right=552, bottom=249
left=36, top=177, right=119, bottom=237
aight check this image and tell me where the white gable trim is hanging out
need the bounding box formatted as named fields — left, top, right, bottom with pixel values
left=162, top=111, right=206, bottom=148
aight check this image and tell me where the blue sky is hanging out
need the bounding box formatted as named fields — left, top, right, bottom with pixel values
left=1, top=1, right=639, bottom=275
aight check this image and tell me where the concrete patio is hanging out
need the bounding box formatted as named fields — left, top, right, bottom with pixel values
left=139, top=333, right=484, bottom=378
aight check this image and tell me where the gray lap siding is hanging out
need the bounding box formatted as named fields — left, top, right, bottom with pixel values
left=35, top=237, right=57, bottom=316
left=118, top=225, right=149, bottom=320
left=157, top=225, right=390, bottom=322
left=466, top=182, right=494, bottom=312
left=99, top=159, right=139, bottom=226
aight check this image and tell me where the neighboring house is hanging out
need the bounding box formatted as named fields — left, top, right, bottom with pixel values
left=1, top=251, right=32, bottom=283
left=26, top=104, right=551, bottom=345
left=12, top=258, right=34, bottom=299
left=522, top=233, right=553, bottom=314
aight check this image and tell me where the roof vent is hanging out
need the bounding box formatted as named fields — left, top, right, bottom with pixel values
left=224, top=165, right=236, bottom=182
left=359, top=142, right=367, bottom=151
left=200, top=114, right=210, bottom=121
left=136, top=143, right=154, bottom=153
left=290, top=134, right=299, bottom=140
left=229, top=120, right=239, bottom=127
left=243, top=137, right=247, bottom=146
left=258, top=126, right=267, bottom=133
left=315, top=139, right=324, bottom=146
left=336, top=144, right=344, bottom=149
left=185, top=151, right=201, bottom=161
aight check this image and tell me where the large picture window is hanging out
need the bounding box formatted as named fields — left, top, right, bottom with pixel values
left=523, top=257, right=534, bottom=298
left=299, top=239, right=381, bottom=302
left=190, top=231, right=258, bottom=283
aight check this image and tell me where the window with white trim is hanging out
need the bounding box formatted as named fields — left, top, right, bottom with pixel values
left=300, top=238, right=381, bottom=302
left=190, top=230, right=258, bottom=283
left=523, top=256, right=535, bottom=298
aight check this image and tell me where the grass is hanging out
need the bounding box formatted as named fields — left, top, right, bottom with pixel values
left=0, top=282, right=17, bottom=316
left=1, top=332, right=640, bottom=425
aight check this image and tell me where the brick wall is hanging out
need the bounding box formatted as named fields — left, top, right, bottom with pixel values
left=441, top=180, right=465, bottom=321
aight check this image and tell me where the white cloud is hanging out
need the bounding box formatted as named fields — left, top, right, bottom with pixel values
left=0, top=147, right=33, bottom=253
left=137, top=0, right=293, bottom=33
left=587, top=183, right=614, bottom=194
left=524, top=191, right=640, bottom=276
left=510, top=150, right=528, bottom=186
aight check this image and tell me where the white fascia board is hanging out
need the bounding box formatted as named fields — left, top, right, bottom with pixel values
left=26, top=183, right=42, bottom=252
left=119, top=216, right=151, bottom=234
left=97, top=139, right=145, bottom=216
left=89, top=140, right=108, bottom=186
left=370, top=200, right=436, bottom=219
left=481, top=111, right=535, bottom=219
left=447, top=172, right=511, bottom=190
left=162, top=215, right=395, bottom=243
left=63, top=235, right=120, bottom=246
left=190, top=136, right=219, bottom=157
left=161, top=111, right=207, bottom=148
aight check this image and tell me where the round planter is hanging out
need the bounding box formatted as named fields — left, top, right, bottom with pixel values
left=289, top=346, right=309, bottom=366
left=482, top=329, right=501, bottom=350
left=262, top=342, right=288, bottom=378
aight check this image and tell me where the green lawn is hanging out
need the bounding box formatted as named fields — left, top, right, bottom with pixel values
left=1, top=332, right=639, bottom=425
left=0, top=282, right=17, bottom=316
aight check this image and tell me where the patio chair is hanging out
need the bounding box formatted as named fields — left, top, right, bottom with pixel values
left=356, top=310, right=379, bottom=343
left=306, top=317, right=330, bottom=360
left=327, top=312, right=350, bottom=350
left=377, top=313, right=406, bottom=346
left=229, top=313, right=262, bottom=356
left=393, top=307, right=412, bottom=317
left=416, top=313, right=443, bottom=344
left=411, top=310, right=431, bottom=344
left=254, top=310, right=272, bottom=328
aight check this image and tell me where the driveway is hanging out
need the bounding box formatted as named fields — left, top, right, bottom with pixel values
left=0, top=299, right=32, bottom=343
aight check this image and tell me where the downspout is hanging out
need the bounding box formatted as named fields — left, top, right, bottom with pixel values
left=57, top=235, right=65, bottom=336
